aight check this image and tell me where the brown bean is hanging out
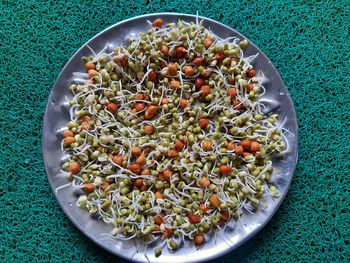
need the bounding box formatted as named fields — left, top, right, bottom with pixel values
left=194, top=234, right=205, bottom=246
left=127, top=163, right=142, bottom=174
left=195, top=78, right=204, bottom=89
left=170, top=80, right=180, bottom=90
left=152, top=18, right=164, bottom=28
left=144, top=125, right=154, bottom=135
left=204, top=37, right=213, bottom=49
left=106, top=102, right=118, bottom=113
left=148, top=70, right=157, bottom=83
left=168, top=64, right=177, bottom=76
left=69, top=162, right=81, bottom=174
left=63, top=130, right=74, bottom=138
left=193, top=57, right=203, bottom=66
left=247, top=69, right=256, bottom=78
left=198, top=118, right=209, bottom=129
left=161, top=45, right=169, bottom=56
left=175, top=46, right=186, bottom=58
left=144, top=105, right=158, bottom=120
left=200, top=85, right=211, bottom=97
left=85, top=62, right=95, bottom=71
left=64, top=136, right=75, bottom=145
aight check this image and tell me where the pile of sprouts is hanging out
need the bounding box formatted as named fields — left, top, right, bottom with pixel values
left=61, top=18, right=287, bottom=257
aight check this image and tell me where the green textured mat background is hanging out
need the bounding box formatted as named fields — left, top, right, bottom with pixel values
left=1, top=0, right=350, bottom=262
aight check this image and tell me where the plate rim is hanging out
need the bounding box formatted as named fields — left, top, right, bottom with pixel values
left=42, top=12, right=299, bottom=262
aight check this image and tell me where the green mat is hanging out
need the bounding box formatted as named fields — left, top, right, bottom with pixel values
left=1, top=0, right=349, bottom=262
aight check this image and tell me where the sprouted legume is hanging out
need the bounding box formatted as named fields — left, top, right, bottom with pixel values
left=61, top=18, right=288, bottom=256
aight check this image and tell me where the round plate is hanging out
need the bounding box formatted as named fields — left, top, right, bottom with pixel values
left=42, top=13, right=298, bottom=263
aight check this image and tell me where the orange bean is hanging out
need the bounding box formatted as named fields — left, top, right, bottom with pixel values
left=176, top=46, right=186, bottom=58
left=64, top=136, right=75, bottom=145
left=144, top=105, right=158, bottom=120
left=136, top=153, right=146, bottom=166
left=195, top=78, right=204, bottom=89
left=144, top=125, right=154, bottom=135
left=134, top=102, right=145, bottom=112
left=250, top=141, right=262, bottom=152
left=141, top=168, right=151, bottom=176
left=227, top=87, right=237, bottom=98
left=202, top=140, right=212, bottom=151
left=200, top=85, right=211, bottom=97
left=188, top=213, right=201, bottom=224
left=232, top=100, right=242, bottom=110
left=106, top=102, right=118, bottom=113
left=214, top=53, right=224, bottom=62
left=154, top=191, right=164, bottom=200
left=209, top=194, right=221, bottom=208
left=221, top=211, right=229, bottom=221
left=168, top=149, right=178, bottom=158
left=113, top=56, right=127, bottom=67
left=148, top=70, right=157, bottom=83
left=161, top=97, right=169, bottom=104
left=134, top=178, right=144, bottom=188
left=163, top=169, right=172, bottom=181
left=174, top=140, right=185, bottom=151
left=131, top=147, right=142, bottom=157
left=227, top=142, right=235, bottom=151
left=199, top=177, right=210, bottom=188
left=85, top=62, right=95, bottom=71
left=246, top=83, right=254, bottom=93
left=200, top=69, right=211, bottom=77
left=184, top=66, right=194, bottom=76
left=168, top=63, right=177, bottom=76
left=204, top=37, right=213, bottom=49
left=161, top=45, right=169, bottom=56
left=170, top=80, right=180, bottom=89
left=199, top=203, right=208, bottom=213
left=247, top=69, right=256, bottom=78
left=134, top=93, right=145, bottom=100
left=63, top=130, right=74, bottom=138
left=113, top=155, right=123, bottom=165
left=179, top=98, right=189, bottom=108
left=235, top=145, right=244, bottom=156
left=240, top=139, right=251, bottom=150
left=152, top=18, right=164, bottom=28
left=69, top=162, right=81, bottom=174
left=127, top=163, right=142, bottom=174
left=154, top=214, right=164, bottom=225
left=83, top=183, right=94, bottom=194
left=198, top=118, right=209, bottom=129
left=88, top=69, right=98, bottom=77
left=193, top=57, right=203, bottom=66
left=194, top=234, right=205, bottom=246
left=219, top=164, right=232, bottom=175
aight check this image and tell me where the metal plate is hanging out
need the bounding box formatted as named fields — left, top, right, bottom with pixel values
left=42, top=13, right=298, bottom=263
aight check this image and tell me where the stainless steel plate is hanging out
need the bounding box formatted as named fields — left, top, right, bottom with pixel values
left=42, top=13, right=298, bottom=263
